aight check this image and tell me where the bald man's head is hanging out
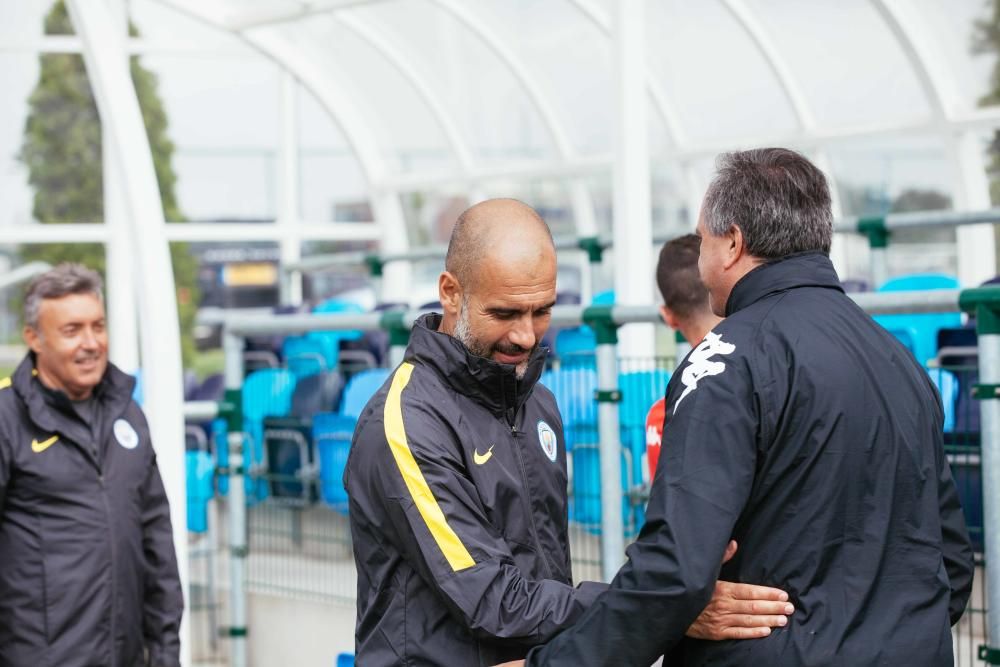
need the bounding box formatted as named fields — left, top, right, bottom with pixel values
left=445, top=198, right=554, bottom=293
left=438, top=199, right=558, bottom=377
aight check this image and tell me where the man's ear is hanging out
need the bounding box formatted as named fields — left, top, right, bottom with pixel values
left=659, top=305, right=679, bottom=330
left=438, top=271, right=463, bottom=317
left=23, top=325, right=42, bottom=354
left=723, top=224, right=745, bottom=270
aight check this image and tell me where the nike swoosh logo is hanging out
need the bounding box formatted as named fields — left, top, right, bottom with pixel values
left=473, top=445, right=495, bottom=465
left=31, top=435, right=59, bottom=453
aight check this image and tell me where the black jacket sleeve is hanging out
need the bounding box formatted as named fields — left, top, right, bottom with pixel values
left=527, top=347, right=758, bottom=666
left=936, top=437, right=974, bottom=625
left=362, top=391, right=605, bottom=644
left=140, top=444, right=184, bottom=667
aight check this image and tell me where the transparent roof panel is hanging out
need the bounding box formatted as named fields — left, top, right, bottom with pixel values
left=274, top=12, right=456, bottom=173
left=471, top=0, right=616, bottom=156
left=746, top=0, right=932, bottom=129
left=646, top=0, right=800, bottom=146
left=351, top=0, right=556, bottom=165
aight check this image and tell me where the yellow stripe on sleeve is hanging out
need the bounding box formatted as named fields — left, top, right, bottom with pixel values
left=0, top=377, right=10, bottom=390
left=384, top=362, right=476, bottom=572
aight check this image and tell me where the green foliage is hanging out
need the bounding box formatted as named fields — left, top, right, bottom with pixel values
left=18, top=0, right=198, bottom=365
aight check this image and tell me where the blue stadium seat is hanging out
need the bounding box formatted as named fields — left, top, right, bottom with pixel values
left=185, top=449, right=214, bottom=533
left=926, top=368, right=958, bottom=433
left=306, top=299, right=366, bottom=372
left=873, top=273, right=961, bottom=367
left=554, top=327, right=596, bottom=367
left=336, top=653, right=355, bottom=667
left=618, top=368, right=672, bottom=527
left=314, top=412, right=358, bottom=513
left=340, top=368, right=391, bottom=420
left=242, top=369, right=297, bottom=501
left=282, top=335, right=330, bottom=378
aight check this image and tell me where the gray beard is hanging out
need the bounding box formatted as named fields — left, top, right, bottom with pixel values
left=453, top=299, right=530, bottom=380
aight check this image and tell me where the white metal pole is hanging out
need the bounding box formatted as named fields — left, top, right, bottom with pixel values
left=222, top=332, right=248, bottom=667
left=612, top=0, right=654, bottom=357
left=65, top=3, right=189, bottom=665
left=976, top=331, right=1000, bottom=652
left=102, top=0, right=139, bottom=373
left=278, top=71, right=303, bottom=306
left=596, top=340, right=624, bottom=581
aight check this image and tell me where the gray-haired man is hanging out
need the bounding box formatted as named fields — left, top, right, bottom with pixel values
left=0, top=263, right=182, bottom=667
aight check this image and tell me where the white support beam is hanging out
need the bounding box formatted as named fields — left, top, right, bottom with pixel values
left=376, top=106, right=1000, bottom=193
left=0, top=35, right=250, bottom=56
left=225, top=0, right=395, bottom=32
left=613, top=0, right=654, bottom=357
left=103, top=0, right=140, bottom=375
left=64, top=4, right=188, bottom=666
left=0, top=222, right=384, bottom=245
left=277, top=72, right=303, bottom=306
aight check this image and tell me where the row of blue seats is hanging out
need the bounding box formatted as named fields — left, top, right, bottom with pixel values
left=186, top=367, right=391, bottom=532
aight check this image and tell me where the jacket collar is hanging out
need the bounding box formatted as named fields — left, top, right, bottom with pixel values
left=12, top=352, right=135, bottom=448
left=725, top=251, right=843, bottom=317
left=405, top=313, right=547, bottom=421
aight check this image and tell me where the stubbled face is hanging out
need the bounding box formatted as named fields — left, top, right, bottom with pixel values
left=696, top=210, right=731, bottom=317
left=453, top=252, right=557, bottom=379
left=25, top=292, right=108, bottom=400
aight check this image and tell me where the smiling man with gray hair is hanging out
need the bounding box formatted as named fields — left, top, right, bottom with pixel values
left=0, top=262, right=182, bottom=667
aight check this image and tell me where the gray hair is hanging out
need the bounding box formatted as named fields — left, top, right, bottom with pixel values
left=24, top=263, right=104, bottom=330
left=702, top=148, right=833, bottom=259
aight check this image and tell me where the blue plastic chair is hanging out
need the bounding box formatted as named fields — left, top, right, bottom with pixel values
left=314, top=412, right=358, bottom=513
left=554, top=328, right=596, bottom=367
left=282, top=335, right=330, bottom=378
left=926, top=368, right=958, bottom=433
left=185, top=450, right=214, bottom=533
left=242, top=369, right=298, bottom=501
left=873, top=273, right=961, bottom=367
left=618, top=369, right=672, bottom=517
left=540, top=367, right=598, bottom=452
left=307, top=299, right=366, bottom=372
left=340, top=368, right=392, bottom=420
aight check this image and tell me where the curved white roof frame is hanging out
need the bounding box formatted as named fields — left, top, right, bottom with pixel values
left=429, top=0, right=598, bottom=238
left=720, top=0, right=844, bottom=218
left=161, top=0, right=413, bottom=300
left=872, top=0, right=995, bottom=286
left=63, top=2, right=189, bottom=664
left=568, top=0, right=686, bottom=146
left=333, top=13, right=477, bottom=176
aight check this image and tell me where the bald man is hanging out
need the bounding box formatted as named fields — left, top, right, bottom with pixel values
left=345, top=200, right=790, bottom=666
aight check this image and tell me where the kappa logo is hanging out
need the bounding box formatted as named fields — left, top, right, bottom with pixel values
left=31, top=435, right=59, bottom=453
left=673, top=332, right=736, bottom=413
left=473, top=444, right=495, bottom=465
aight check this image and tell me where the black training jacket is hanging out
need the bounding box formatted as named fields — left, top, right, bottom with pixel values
left=346, top=314, right=604, bottom=666
left=528, top=252, right=974, bottom=666
left=0, top=355, right=182, bottom=667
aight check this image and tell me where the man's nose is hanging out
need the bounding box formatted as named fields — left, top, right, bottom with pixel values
left=81, top=328, right=99, bottom=349
left=508, top=316, right=536, bottom=350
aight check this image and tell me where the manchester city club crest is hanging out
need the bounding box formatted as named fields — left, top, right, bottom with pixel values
left=536, top=420, right=558, bottom=462
left=114, top=418, right=140, bottom=450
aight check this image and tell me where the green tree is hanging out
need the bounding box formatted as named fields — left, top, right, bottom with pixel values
left=19, top=0, right=198, bottom=364
left=973, top=1, right=1000, bottom=265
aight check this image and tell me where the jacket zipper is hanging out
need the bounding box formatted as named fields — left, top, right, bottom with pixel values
left=98, top=465, right=118, bottom=666
left=505, top=378, right=556, bottom=580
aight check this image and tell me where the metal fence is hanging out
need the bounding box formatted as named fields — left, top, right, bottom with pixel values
left=185, top=294, right=998, bottom=665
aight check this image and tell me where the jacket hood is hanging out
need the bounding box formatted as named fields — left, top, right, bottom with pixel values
left=11, top=352, right=136, bottom=441
left=406, top=313, right=548, bottom=420
left=726, top=251, right=843, bottom=317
